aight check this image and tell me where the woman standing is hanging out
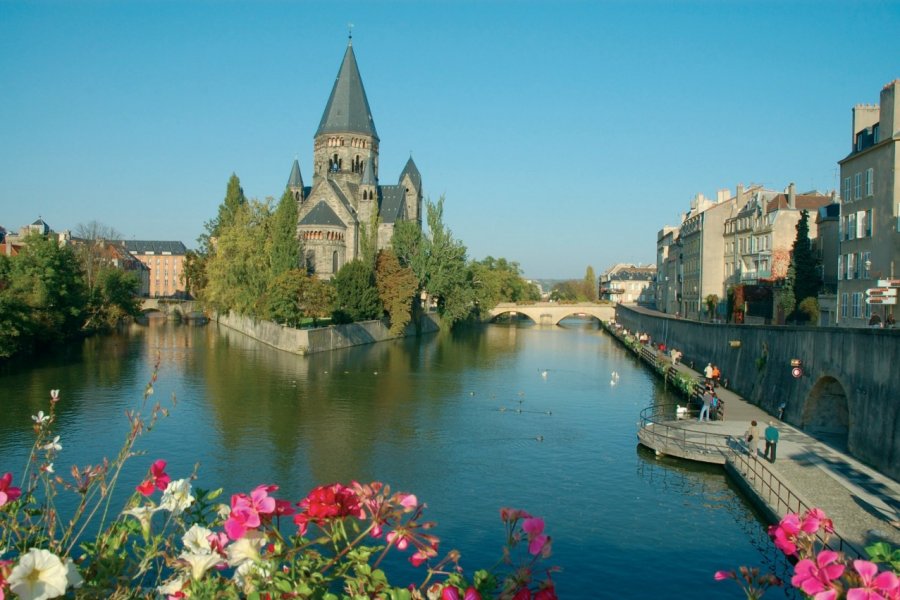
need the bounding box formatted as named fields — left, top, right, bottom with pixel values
left=745, top=420, right=759, bottom=458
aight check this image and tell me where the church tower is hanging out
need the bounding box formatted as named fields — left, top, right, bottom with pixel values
left=287, top=158, right=305, bottom=203
left=312, top=38, right=379, bottom=189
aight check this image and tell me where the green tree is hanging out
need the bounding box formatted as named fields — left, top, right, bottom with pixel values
left=798, top=297, right=820, bottom=325
left=331, top=260, right=382, bottom=323
left=705, top=294, right=719, bottom=321
left=777, top=264, right=797, bottom=323
left=181, top=250, right=206, bottom=300
left=391, top=219, right=427, bottom=287
left=73, top=221, right=123, bottom=295
left=584, top=265, right=598, bottom=301
left=300, top=277, right=336, bottom=327
left=270, top=188, right=301, bottom=277
left=375, top=249, right=419, bottom=334
left=421, top=197, right=471, bottom=326
left=85, top=268, right=141, bottom=330
left=358, top=212, right=380, bottom=271
left=204, top=199, right=273, bottom=315
left=791, top=210, right=820, bottom=308
left=3, top=234, right=87, bottom=350
left=265, top=269, right=308, bottom=326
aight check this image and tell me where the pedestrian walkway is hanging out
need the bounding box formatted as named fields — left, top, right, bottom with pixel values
left=609, top=323, right=900, bottom=553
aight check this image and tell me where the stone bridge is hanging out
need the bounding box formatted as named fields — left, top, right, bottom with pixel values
left=487, top=302, right=615, bottom=326
left=140, top=298, right=201, bottom=317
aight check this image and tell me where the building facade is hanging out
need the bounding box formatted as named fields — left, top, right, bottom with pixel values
left=289, top=40, right=423, bottom=278
left=837, top=79, right=900, bottom=327
left=125, top=241, right=188, bottom=298
left=599, top=263, right=657, bottom=304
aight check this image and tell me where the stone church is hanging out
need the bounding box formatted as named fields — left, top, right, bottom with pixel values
left=286, top=39, right=423, bottom=278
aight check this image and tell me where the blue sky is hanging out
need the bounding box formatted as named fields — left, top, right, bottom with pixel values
left=2, top=1, right=898, bottom=279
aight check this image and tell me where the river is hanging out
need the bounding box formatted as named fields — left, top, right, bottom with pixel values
left=0, top=318, right=794, bottom=598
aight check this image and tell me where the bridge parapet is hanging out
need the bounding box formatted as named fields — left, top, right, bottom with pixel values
left=487, top=302, right=614, bottom=326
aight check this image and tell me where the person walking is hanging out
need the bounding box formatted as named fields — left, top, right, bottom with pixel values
left=745, top=420, right=759, bottom=458
left=698, top=389, right=712, bottom=422
left=764, top=421, right=779, bottom=463
left=704, top=362, right=714, bottom=385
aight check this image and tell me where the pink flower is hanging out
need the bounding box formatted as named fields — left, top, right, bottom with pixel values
left=714, top=570, right=736, bottom=581
left=533, top=585, right=559, bottom=600
left=399, top=493, right=418, bottom=512
left=441, top=585, right=479, bottom=600
left=500, top=507, right=531, bottom=522
left=792, top=550, right=845, bottom=596
left=847, top=559, right=900, bottom=600
left=387, top=530, right=410, bottom=550
left=512, top=589, right=531, bottom=600
left=136, top=459, right=170, bottom=496
left=769, top=513, right=802, bottom=555
left=802, top=508, right=834, bottom=534
left=224, top=484, right=277, bottom=540
left=0, top=473, right=22, bottom=507
left=522, top=517, right=550, bottom=556
left=294, top=483, right=361, bottom=535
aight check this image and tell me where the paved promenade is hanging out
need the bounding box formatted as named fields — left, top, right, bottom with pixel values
left=617, top=329, right=900, bottom=553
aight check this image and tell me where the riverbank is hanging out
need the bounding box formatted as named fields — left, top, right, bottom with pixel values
left=215, top=310, right=441, bottom=355
left=603, top=321, right=900, bottom=555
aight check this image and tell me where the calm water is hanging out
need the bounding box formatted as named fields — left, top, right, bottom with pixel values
left=0, top=319, right=793, bottom=598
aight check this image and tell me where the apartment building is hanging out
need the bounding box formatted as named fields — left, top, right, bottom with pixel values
left=125, top=241, right=189, bottom=298
left=836, top=79, right=900, bottom=326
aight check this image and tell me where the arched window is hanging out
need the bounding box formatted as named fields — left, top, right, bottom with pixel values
left=332, top=251, right=339, bottom=273
left=294, top=191, right=300, bottom=201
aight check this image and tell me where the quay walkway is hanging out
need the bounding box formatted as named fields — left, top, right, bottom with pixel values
left=607, top=323, right=900, bottom=556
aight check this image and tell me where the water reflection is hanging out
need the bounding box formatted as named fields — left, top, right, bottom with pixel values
left=0, top=320, right=796, bottom=598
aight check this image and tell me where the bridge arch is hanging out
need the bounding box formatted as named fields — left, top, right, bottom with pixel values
left=801, top=375, right=849, bottom=446
left=489, top=310, right=537, bottom=324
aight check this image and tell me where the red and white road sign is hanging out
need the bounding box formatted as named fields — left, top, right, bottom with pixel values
left=866, top=288, right=898, bottom=297
left=876, top=279, right=900, bottom=288
left=791, top=366, right=803, bottom=379
left=866, top=297, right=898, bottom=305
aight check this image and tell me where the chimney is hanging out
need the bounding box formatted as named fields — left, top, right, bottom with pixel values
left=736, top=184, right=745, bottom=201
left=788, top=182, right=796, bottom=209
left=880, top=79, right=899, bottom=142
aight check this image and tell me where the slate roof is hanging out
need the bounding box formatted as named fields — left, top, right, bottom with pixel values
left=287, top=159, right=304, bottom=188
left=765, top=194, right=831, bottom=213
left=299, top=202, right=346, bottom=227
left=315, top=42, right=378, bottom=140
left=125, top=240, right=188, bottom=254
left=399, top=157, right=421, bottom=193
left=361, top=156, right=377, bottom=185
left=328, top=179, right=357, bottom=218
left=378, top=185, right=407, bottom=224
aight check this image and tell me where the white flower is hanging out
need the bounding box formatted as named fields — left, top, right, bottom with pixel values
left=42, top=436, right=62, bottom=452
left=64, top=558, right=83, bottom=589
left=49, top=389, right=60, bottom=401
left=233, top=559, right=271, bottom=589
left=42, top=463, right=54, bottom=474
left=159, top=478, right=194, bottom=515
left=216, top=503, right=231, bottom=519
left=31, top=411, right=49, bottom=425
left=181, top=524, right=213, bottom=554
left=122, top=505, right=157, bottom=537
left=226, top=530, right=265, bottom=567
left=178, top=551, right=222, bottom=581
left=156, top=575, right=186, bottom=597
left=7, top=548, right=69, bottom=600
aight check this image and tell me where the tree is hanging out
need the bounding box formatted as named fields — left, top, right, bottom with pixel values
left=300, top=278, right=336, bottom=327
left=391, top=219, right=427, bottom=287
left=73, top=220, right=123, bottom=295
left=798, top=297, right=820, bottom=325
left=331, top=260, right=382, bottom=323
left=705, top=294, right=719, bottom=321
left=584, top=266, right=598, bottom=301
left=265, top=269, right=308, bottom=327
left=375, top=249, right=419, bottom=334
left=358, top=212, right=380, bottom=271
left=85, top=268, right=141, bottom=330
left=791, top=210, right=820, bottom=308
left=777, top=264, right=797, bottom=323
left=270, top=188, right=301, bottom=277
left=421, top=197, right=471, bottom=326
left=203, top=199, right=273, bottom=315
left=2, top=234, right=87, bottom=350
left=181, top=250, right=207, bottom=300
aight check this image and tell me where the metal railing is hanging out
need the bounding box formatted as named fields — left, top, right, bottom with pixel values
left=638, top=403, right=731, bottom=460
left=726, top=447, right=864, bottom=559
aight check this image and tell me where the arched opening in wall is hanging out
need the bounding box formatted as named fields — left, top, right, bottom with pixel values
left=489, top=311, right=536, bottom=325
left=801, top=376, right=849, bottom=448
left=558, top=313, right=602, bottom=329
left=332, top=251, right=339, bottom=274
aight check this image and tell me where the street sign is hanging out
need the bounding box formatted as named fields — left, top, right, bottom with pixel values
left=876, top=279, right=900, bottom=288
left=866, top=288, right=898, bottom=297
left=866, top=297, right=898, bottom=305
left=791, top=366, right=803, bottom=379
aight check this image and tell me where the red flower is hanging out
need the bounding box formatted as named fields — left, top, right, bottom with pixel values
left=294, top=483, right=361, bottom=534
left=0, top=472, right=22, bottom=507
left=136, top=459, right=170, bottom=496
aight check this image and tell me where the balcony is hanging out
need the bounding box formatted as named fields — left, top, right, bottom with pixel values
left=740, top=270, right=772, bottom=283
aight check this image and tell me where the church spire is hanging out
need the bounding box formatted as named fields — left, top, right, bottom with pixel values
left=361, top=156, right=377, bottom=185
left=287, top=158, right=304, bottom=189
left=315, top=42, right=378, bottom=140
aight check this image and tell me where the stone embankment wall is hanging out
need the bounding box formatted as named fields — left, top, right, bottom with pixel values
left=614, top=305, right=900, bottom=481
left=215, top=312, right=440, bottom=355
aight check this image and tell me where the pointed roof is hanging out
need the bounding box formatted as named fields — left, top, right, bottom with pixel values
left=299, top=201, right=346, bottom=227
left=378, top=185, right=408, bottom=224
left=315, top=42, right=378, bottom=140
left=399, top=156, right=421, bottom=193
left=287, top=159, right=304, bottom=189
left=361, top=156, right=377, bottom=186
